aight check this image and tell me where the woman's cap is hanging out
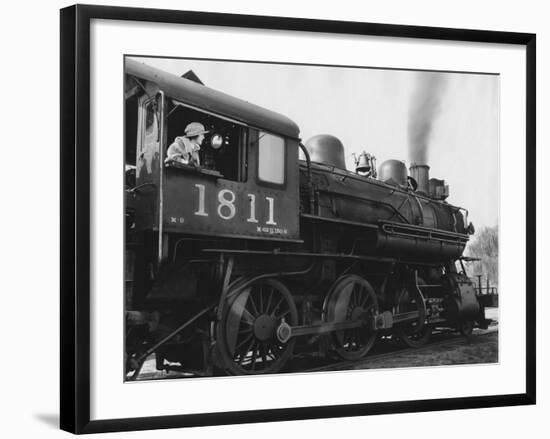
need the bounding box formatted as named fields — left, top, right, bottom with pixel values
left=184, top=122, right=209, bottom=137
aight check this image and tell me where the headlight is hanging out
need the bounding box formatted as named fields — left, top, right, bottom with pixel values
left=210, top=133, right=224, bottom=150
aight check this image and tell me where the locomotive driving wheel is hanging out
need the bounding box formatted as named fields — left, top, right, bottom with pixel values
left=324, top=275, right=379, bottom=360
left=217, top=278, right=298, bottom=375
left=393, top=283, right=431, bottom=348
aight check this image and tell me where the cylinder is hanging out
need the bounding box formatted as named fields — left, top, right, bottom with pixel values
left=409, top=163, right=430, bottom=194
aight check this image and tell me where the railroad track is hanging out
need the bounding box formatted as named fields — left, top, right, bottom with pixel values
left=301, top=327, right=499, bottom=373
left=133, top=325, right=498, bottom=380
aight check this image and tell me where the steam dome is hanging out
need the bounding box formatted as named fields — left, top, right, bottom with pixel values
left=378, top=160, right=408, bottom=186
left=304, top=135, right=346, bottom=170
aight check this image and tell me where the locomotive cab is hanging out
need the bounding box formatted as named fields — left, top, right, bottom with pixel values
left=125, top=59, right=302, bottom=269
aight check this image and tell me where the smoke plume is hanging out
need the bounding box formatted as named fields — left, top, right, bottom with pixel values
left=408, top=73, right=448, bottom=165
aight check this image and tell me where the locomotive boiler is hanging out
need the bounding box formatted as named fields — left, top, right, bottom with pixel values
left=124, top=59, right=490, bottom=378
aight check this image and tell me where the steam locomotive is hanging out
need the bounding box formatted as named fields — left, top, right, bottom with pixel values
left=124, top=59, right=489, bottom=377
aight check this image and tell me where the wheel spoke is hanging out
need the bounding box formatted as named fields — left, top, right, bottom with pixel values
left=260, top=343, right=268, bottom=364
left=270, top=296, right=285, bottom=317
left=356, top=287, right=364, bottom=307
left=248, top=294, right=259, bottom=316
left=235, top=333, right=254, bottom=352
left=241, top=308, right=255, bottom=326
left=250, top=346, right=259, bottom=370
left=267, top=342, right=280, bottom=359
left=348, top=286, right=355, bottom=309
left=238, top=338, right=256, bottom=364
left=343, top=329, right=350, bottom=345
left=363, top=303, right=375, bottom=313
left=259, top=286, right=264, bottom=313
left=275, top=309, right=290, bottom=320
left=265, top=288, right=274, bottom=314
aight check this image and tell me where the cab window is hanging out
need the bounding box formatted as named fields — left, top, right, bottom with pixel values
left=165, top=100, right=247, bottom=182
left=258, top=132, right=285, bottom=185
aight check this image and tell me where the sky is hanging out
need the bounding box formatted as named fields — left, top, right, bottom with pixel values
left=130, top=56, right=499, bottom=229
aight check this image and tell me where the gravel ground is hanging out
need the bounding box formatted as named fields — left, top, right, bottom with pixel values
left=345, top=307, right=499, bottom=370
left=348, top=331, right=498, bottom=370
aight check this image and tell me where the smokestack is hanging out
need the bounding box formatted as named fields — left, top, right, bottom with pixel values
left=409, top=163, right=430, bottom=194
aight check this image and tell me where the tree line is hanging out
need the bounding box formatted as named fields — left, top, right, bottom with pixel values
left=465, top=225, right=498, bottom=288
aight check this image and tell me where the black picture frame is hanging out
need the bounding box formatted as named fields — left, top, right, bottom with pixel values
left=60, top=4, right=536, bottom=434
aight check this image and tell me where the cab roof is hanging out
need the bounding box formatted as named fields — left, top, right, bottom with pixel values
left=126, top=58, right=300, bottom=140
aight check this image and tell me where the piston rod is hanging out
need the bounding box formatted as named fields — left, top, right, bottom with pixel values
left=276, top=310, right=421, bottom=343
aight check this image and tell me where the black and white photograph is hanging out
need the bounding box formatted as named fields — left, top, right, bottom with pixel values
left=1, top=0, right=546, bottom=435
left=47, top=1, right=539, bottom=435
left=124, top=56, right=500, bottom=380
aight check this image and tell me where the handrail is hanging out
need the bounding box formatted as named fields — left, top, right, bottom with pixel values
left=299, top=142, right=315, bottom=214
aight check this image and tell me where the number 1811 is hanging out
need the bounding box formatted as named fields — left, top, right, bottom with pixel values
left=194, top=184, right=277, bottom=225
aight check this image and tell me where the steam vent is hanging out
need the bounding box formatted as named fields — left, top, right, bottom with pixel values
left=305, top=134, right=347, bottom=170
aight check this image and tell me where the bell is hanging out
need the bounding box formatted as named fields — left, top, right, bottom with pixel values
left=356, top=152, right=371, bottom=173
